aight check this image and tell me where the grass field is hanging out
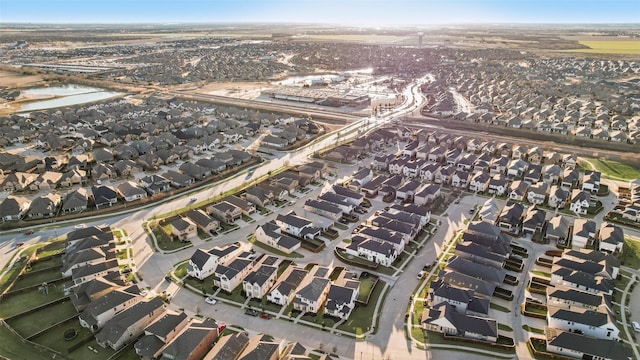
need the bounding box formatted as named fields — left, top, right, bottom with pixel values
left=620, top=237, right=640, bottom=269
left=578, top=158, right=640, bottom=182
left=7, top=300, right=76, bottom=338
left=0, top=286, right=66, bottom=318
left=567, top=41, right=640, bottom=55
left=0, top=323, right=54, bottom=360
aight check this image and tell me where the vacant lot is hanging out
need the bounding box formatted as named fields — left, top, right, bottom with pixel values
left=579, top=158, right=640, bottom=182
left=567, top=40, right=640, bottom=55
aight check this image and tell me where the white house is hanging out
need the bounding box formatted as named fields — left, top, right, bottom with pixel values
left=547, top=305, right=619, bottom=340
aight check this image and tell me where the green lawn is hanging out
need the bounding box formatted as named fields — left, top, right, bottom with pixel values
left=29, top=255, right=63, bottom=272
left=336, top=280, right=386, bottom=335
left=0, top=324, right=55, bottom=360
left=522, top=324, right=545, bottom=334
left=7, top=300, right=77, bottom=338
left=579, top=158, right=640, bottom=181
left=217, top=285, right=246, bottom=304
left=356, top=276, right=378, bottom=303
left=498, top=323, right=513, bottom=332
left=0, top=286, right=67, bottom=318
left=68, top=338, right=119, bottom=360
left=174, top=261, right=190, bottom=278
left=620, top=237, right=640, bottom=269
left=11, top=270, right=65, bottom=290
left=149, top=222, right=191, bottom=252
left=29, top=317, right=93, bottom=354
left=490, top=303, right=511, bottom=313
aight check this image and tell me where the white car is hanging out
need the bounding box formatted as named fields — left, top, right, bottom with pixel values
left=205, top=296, right=217, bottom=305
left=633, top=321, right=640, bottom=333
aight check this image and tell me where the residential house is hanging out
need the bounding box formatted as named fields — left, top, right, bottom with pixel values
left=598, top=222, right=624, bottom=253
left=255, top=221, right=301, bottom=255
left=572, top=218, right=597, bottom=249
left=159, top=318, right=219, bottom=360
left=207, top=201, right=242, bottom=224
left=222, top=195, right=256, bottom=216
left=303, top=199, right=342, bottom=222
left=91, top=185, right=118, bottom=209
left=561, top=168, right=581, bottom=189
left=293, top=277, right=331, bottom=313
left=331, top=185, right=364, bottom=207
left=544, top=328, right=632, bottom=360
left=116, top=181, right=148, bottom=202
left=414, top=184, right=441, bottom=206
left=546, top=285, right=610, bottom=312
left=1, top=172, right=37, bottom=191
left=570, top=189, right=592, bottom=215
left=26, top=193, right=62, bottom=219
left=134, top=311, right=189, bottom=360
left=186, top=243, right=243, bottom=280
left=0, top=195, right=31, bottom=221
left=324, top=284, right=358, bottom=320
left=186, top=209, right=220, bottom=234
left=522, top=207, right=546, bottom=236
left=547, top=305, right=619, bottom=340
left=488, top=174, right=508, bottom=196
left=79, top=288, right=143, bottom=331
left=243, top=262, right=279, bottom=299
left=421, top=302, right=498, bottom=343
left=62, top=188, right=90, bottom=214
left=28, top=171, right=62, bottom=191
left=545, top=215, right=573, bottom=246
left=58, top=169, right=87, bottom=187
left=548, top=185, right=569, bottom=209
left=139, top=175, right=171, bottom=195
left=95, top=297, right=165, bottom=350
left=429, top=280, right=490, bottom=316
left=275, top=212, right=321, bottom=240
left=527, top=182, right=549, bottom=205
left=349, top=168, right=373, bottom=191
left=345, top=237, right=397, bottom=267
left=214, top=258, right=254, bottom=292
left=497, top=202, right=525, bottom=234
left=170, top=217, right=197, bottom=241
left=162, top=170, right=194, bottom=188
left=469, top=172, right=490, bottom=193
left=267, top=268, right=308, bottom=306
left=204, top=332, right=250, bottom=360
left=508, top=180, right=529, bottom=201
left=582, top=170, right=602, bottom=194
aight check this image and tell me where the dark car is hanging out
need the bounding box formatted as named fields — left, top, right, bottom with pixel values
left=164, top=275, right=172, bottom=282
left=245, top=309, right=259, bottom=317
left=24, top=230, right=34, bottom=235
left=121, top=267, right=133, bottom=274
left=259, top=312, right=271, bottom=319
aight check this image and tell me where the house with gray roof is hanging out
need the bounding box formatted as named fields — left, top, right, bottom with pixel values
left=186, top=243, right=242, bottom=281
left=255, top=221, right=301, bottom=255
left=429, top=279, right=490, bottom=316
left=134, top=311, right=189, bottom=359
left=204, top=332, right=250, bottom=360
left=545, top=327, right=632, bottom=360
left=275, top=212, right=320, bottom=240
left=116, top=181, right=148, bottom=202
left=267, top=268, right=308, bottom=306
left=170, top=217, right=197, bottom=241
left=243, top=263, right=279, bottom=299
left=522, top=207, right=546, bottom=236
left=62, top=188, right=90, bottom=214
left=572, top=218, right=597, bottom=249
left=324, top=284, right=358, bottom=320
left=186, top=209, right=220, bottom=234
left=95, top=297, right=165, bottom=350
left=546, top=285, right=610, bottom=312
left=160, top=318, right=219, bottom=360
left=207, top=201, right=242, bottom=224
left=547, top=305, right=619, bottom=340
left=497, top=201, right=525, bottom=234
left=421, top=302, right=497, bottom=343
left=294, top=277, right=330, bottom=313
left=79, top=287, right=143, bottom=331
left=214, top=258, right=254, bottom=292
left=598, top=222, right=624, bottom=254
left=0, top=195, right=31, bottom=221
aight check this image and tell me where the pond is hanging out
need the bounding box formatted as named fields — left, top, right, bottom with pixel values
left=18, top=84, right=123, bottom=112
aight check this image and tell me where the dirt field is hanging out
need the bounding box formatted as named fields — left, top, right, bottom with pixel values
left=0, top=70, right=45, bottom=88
left=566, top=40, right=640, bottom=55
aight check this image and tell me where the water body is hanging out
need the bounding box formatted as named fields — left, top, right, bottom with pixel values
left=18, top=84, right=123, bottom=112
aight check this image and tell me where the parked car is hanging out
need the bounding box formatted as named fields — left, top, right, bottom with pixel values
left=633, top=321, right=640, bottom=333
left=205, top=296, right=217, bottom=305
left=259, top=312, right=271, bottom=320
left=417, top=271, right=425, bottom=279
left=121, top=267, right=132, bottom=274
left=164, top=275, right=172, bottom=282
left=24, top=230, right=34, bottom=235
left=245, top=309, right=259, bottom=317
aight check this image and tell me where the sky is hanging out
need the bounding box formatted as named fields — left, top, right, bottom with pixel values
left=1, top=0, right=639, bottom=25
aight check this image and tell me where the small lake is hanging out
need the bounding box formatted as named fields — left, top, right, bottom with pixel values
left=19, top=85, right=123, bottom=112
